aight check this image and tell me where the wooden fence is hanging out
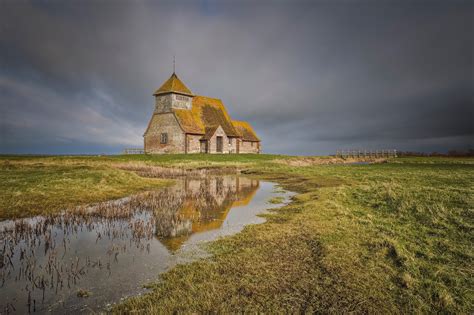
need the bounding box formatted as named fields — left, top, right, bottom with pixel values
left=122, top=148, right=144, bottom=155
left=336, top=149, right=397, bottom=158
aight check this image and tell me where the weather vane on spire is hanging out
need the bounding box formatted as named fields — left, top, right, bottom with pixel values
left=173, top=55, right=175, bottom=74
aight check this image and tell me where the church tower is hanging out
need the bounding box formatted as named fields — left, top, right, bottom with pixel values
left=153, top=72, right=194, bottom=113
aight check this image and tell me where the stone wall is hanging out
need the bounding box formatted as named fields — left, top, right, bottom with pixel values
left=238, top=140, right=260, bottom=154
left=144, top=113, right=185, bottom=154
left=155, top=93, right=193, bottom=113
left=208, top=126, right=230, bottom=154
left=228, top=137, right=238, bottom=154
left=155, top=94, right=173, bottom=113
left=186, top=134, right=202, bottom=153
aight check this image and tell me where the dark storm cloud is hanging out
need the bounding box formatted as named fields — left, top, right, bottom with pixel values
left=0, top=0, right=472, bottom=155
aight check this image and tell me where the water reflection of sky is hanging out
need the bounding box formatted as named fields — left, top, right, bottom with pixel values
left=0, top=176, right=293, bottom=314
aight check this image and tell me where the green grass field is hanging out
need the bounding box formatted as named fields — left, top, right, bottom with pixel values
left=0, top=157, right=171, bottom=219
left=1, top=154, right=473, bottom=313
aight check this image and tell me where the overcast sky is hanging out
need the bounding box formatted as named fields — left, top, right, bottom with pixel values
left=0, top=0, right=472, bottom=155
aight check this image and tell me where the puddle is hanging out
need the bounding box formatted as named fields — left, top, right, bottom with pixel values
left=0, top=175, right=294, bottom=314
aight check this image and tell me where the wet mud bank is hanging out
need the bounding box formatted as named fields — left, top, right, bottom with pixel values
left=115, top=164, right=241, bottom=178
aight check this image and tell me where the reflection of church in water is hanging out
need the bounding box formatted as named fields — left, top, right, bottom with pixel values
left=154, top=176, right=260, bottom=251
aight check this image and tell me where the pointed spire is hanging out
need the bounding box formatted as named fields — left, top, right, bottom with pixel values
left=154, top=72, right=194, bottom=97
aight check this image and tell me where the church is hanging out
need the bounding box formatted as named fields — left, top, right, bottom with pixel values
left=144, top=72, right=261, bottom=154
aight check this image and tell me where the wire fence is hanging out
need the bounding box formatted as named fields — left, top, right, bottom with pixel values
left=122, top=148, right=144, bottom=155
left=335, top=149, right=397, bottom=158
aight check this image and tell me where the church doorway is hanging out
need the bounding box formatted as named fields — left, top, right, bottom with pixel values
left=200, top=140, right=208, bottom=153
left=216, top=136, right=223, bottom=153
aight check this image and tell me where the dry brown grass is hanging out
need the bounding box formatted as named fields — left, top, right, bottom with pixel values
left=274, top=156, right=387, bottom=166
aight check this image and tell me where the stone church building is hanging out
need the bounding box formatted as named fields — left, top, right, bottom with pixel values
left=144, top=72, right=261, bottom=154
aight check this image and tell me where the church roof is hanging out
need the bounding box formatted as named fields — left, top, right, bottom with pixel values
left=173, top=96, right=241, bottom=138
left=154, top=73, right=194, bottom=96
left=232, top=120, right=260, bottom=142
left=172, top=109, right=202, bottom=134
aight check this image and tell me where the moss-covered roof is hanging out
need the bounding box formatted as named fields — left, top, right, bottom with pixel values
left=173, top=109, right=202, bottom=134
left=232, top=120, right=260, bottom=142
left=154, top=73, right=194, bottom=96
left=174, top=96, right=241, bottom=138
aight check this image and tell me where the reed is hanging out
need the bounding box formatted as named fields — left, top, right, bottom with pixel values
left=0, top=175, right=250, bottom=311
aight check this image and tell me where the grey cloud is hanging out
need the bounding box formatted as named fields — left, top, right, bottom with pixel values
left=0, top=0, right=472, bottom=155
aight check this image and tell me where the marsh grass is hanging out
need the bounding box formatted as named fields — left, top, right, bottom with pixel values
left=77, top=289, right=91, bottom=298
left=0, top=161, right=170, bottom=219
left=267, top=196, right=285, bottom=204
left=1, top=179, right=256, bottom=311
left=114, top=158, right=473, bottom=313
left=2, top=155, right=473, bottom=313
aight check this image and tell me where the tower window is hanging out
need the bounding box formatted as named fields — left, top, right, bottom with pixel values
left=160, top=133, right=168, bottom=144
